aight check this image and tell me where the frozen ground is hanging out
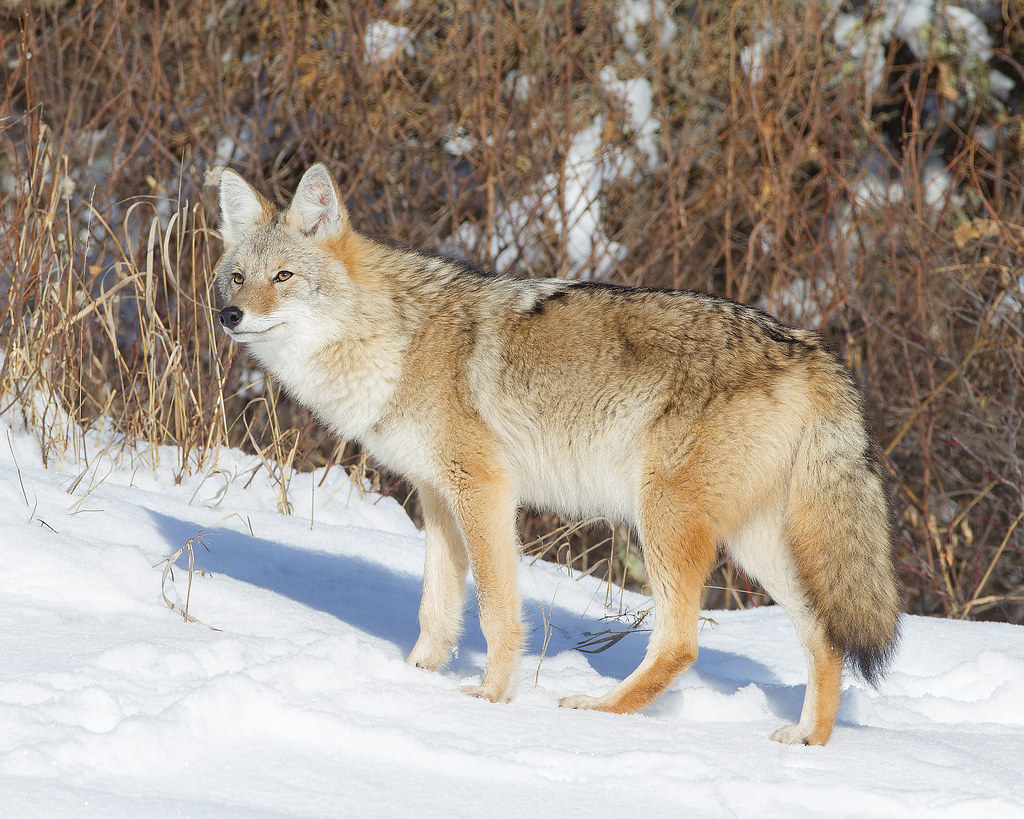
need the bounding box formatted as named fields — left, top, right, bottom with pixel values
left=1, top=414, right=1022, bottom=817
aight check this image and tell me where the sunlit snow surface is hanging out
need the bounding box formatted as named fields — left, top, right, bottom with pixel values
left=1, top=414, right=1022, bottom=816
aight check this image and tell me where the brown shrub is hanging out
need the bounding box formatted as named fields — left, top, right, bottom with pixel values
left=2, top=0, right=1022, bottom=621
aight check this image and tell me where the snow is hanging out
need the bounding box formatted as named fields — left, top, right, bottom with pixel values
left=363, top=20, right=414, bottom=64
left=615, top=0, right=676, bottom=60
left=886, top=1, right=993, bottom=61
left=455, top=63, right=661, bottom=280
left=451, top=113, right=631, bottom=279
left=834, top=14, right=887, bottom=100
left=2, top=412, right=1024, bottom=816
left=740, top=26, right=779, bottom=85
left=598, top=66, right=659, bottom=169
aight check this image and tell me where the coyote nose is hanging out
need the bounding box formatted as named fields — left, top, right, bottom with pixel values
left=219, top=306, right=243, bottom=330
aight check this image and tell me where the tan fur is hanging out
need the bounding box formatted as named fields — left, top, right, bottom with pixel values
left=214, top=164, right=901, bottom=745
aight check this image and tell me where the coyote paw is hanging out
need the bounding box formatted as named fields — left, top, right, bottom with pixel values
left=461, top=683, right=507, bottom=703
left=770, top=723, right=827, bottom=746
left=407, top=642, right=447, bottom=672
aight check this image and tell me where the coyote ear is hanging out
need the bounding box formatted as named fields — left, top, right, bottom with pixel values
left=288, top=163, right=348, bottom=240
left=218, top=169, right=269, bottom=247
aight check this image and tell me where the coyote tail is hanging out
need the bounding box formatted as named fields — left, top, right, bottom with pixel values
left=786, top=413, right=901, bottom=685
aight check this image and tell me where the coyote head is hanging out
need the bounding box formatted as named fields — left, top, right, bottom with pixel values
left=214, top=164, right=359, bottom=355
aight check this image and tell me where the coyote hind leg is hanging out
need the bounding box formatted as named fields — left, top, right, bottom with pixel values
left=561, top=480, right=717, bottom=714
left=769, top=621, right=842, bottom=746
left=728, top=521, right=843, bottom=745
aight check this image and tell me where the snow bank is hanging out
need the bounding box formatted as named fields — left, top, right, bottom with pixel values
left=1, top=415, right=1023, bottom=815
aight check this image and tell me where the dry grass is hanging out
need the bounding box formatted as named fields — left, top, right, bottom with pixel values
left=2, top=0, right=1023, bottom=622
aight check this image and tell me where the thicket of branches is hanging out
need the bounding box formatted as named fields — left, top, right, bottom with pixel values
left=2, top=0, right=1022, bottom=621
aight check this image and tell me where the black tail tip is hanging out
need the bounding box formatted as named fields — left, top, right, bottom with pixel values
left=846, top=617, right=901, bottom=688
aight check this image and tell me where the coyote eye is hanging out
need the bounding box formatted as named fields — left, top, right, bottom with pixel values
left=274, top=270, right=293, bottom=283
left=231, top=271, right=244, bottom=285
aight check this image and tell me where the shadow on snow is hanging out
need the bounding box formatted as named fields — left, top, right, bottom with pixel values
left=150, top=508, right=814, bottom=725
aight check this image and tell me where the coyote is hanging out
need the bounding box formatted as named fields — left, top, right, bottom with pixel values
left=215, top=163, right=900, bottom=745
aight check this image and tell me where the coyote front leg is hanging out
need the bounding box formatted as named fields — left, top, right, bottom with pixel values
left=407, top=484, right=469, bottom=671
left=444, top=457, right=523, bottom=703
